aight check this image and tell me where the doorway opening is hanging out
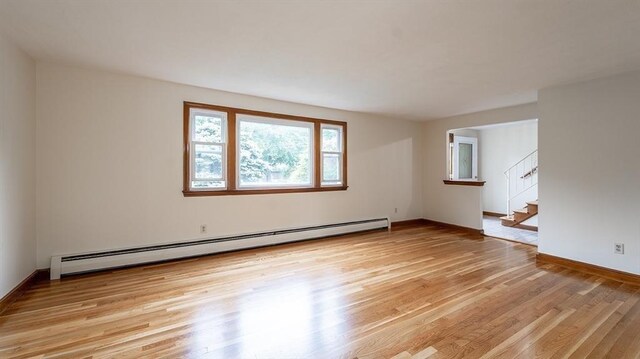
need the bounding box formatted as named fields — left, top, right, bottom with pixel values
left=448, top=119, right=538, bottom=245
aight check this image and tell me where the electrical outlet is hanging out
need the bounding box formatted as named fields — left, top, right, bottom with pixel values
left=614, top=243, right=624, bottom=254
left=200, top=224, right=207, bottom=234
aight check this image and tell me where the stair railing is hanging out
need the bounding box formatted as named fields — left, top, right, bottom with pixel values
left=504, top=149, right=538, bottom=216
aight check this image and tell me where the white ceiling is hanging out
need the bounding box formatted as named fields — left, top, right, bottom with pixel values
left=1, top=0, right=640, bottom=121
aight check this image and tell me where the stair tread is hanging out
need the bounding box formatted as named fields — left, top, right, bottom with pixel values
left=527, top=200, right=539, bottom=206
left=513, top=209, right=530, bottom=214
left=500, top=216, right=515, bottom=222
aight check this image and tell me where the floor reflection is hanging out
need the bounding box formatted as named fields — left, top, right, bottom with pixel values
left=192, top=274, right=349, bottom=358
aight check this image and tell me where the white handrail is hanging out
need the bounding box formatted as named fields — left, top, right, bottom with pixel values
left=504, top=150, right=538, bottom=215
left=503, top=149, right=538, bottom=175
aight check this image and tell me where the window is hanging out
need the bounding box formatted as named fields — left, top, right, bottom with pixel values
left=321, top=124, right=344, bottom=186
left=184, top=102, right=347, bottom=196
left=450, top=135, right=478, bottom=180
left=238, top=115, right=313, bottom=188
left=189, top=109, right=228, bottom=189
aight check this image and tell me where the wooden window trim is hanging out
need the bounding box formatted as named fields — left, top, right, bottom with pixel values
left=183, top=101, right=348, bottom=196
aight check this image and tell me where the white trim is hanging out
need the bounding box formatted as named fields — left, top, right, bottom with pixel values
left=321, top=182, right=343, bottom=187
left=321, top=123, right=343, bottom=152
left=189, top=108, right=228, bottom=190
left=190, top=142, right=225, bottom=182
left=321, top=152, right=342, bottom=183
left=320, top=124, right=344, bottom=186
left=190, top=109, right=228, bottom=143
left=236, top=113, right=314, bottom=128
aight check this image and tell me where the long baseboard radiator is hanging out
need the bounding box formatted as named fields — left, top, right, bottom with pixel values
left=49, top=217, right=389, bottom=280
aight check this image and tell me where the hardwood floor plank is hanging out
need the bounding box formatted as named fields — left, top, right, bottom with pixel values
left=0, top=225, right=639, bottom=358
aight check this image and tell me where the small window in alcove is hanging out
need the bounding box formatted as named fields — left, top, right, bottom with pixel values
left=447, top=131, right=478, bottom=180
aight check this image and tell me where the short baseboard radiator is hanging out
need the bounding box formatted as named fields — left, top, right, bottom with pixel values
left=49, top=217, right=389, bottom=280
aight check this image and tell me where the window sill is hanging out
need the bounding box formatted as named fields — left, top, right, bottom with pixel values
left=443, top=180, right=486, bottom=187
left=183, top=186, right=349, bottom=197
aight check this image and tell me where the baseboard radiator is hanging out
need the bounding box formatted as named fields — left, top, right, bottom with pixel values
left=49, top=217, right=389, bottom=280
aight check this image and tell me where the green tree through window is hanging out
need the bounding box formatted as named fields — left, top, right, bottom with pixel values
left=239, top=120, right=311, bottom=186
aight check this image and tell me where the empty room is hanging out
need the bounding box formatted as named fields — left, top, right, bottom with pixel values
left=1, top=1, right=640, bottom=358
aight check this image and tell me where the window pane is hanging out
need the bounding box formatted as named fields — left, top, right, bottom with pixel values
left=239, top=119, right=312, bottom=187
left=322, top=153, right=341, bottom=183
left=322, top=127, right=340, bottom=152
left=195, top=144, right=223, bottom=179
left=191, top=180, right=226, bottom=189
left=458, top=143, right=472, bottom=179
left=194, top=114, right=223, bottom=143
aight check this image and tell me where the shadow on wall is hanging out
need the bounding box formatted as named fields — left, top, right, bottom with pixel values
left=352, top=117, right=421, bottom=221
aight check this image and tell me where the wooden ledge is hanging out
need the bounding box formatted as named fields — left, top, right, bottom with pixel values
left=536, top=253, right=640, bottom=285
left=184, top=186, right=348, bottom=197
left=443, top=180, right=486, bottom=187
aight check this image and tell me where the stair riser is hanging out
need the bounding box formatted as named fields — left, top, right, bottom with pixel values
left=514, top=213, right=531, bottom=222
left=501, top=219, right=516, bottom=227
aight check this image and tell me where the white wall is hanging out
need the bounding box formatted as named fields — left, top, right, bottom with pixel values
left=538, top=71, right=640, bottom=275
left=35, top=63, right=423, bottom=268
left=422, top=103, right=538, bottom=230
left=478, top=120, right=538, bottom=214
left=0, top=35, right=36, bottom=298
left=450, top=128, right=479, bottom=138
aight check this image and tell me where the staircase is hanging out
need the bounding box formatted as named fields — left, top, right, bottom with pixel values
left=500, top=150, right=538, bottom=230
left=500, top=200, right=538, bottom=230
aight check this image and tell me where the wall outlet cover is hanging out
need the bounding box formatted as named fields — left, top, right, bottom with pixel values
left=614, top=243, right=624, bottom=254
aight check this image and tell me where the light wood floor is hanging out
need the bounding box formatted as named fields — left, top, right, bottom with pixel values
left=1, top=225, right=640, bottom=359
